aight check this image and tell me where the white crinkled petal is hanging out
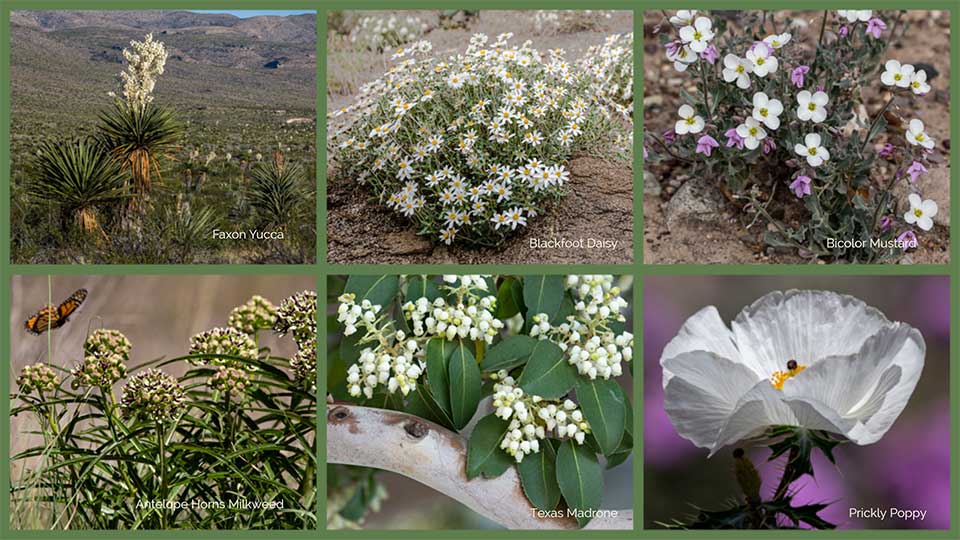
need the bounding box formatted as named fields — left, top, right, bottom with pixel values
left=660, top=306, right=744, bottom=384
left=731, top=290, right=892, bottom=378
left=710, top=380, right=799, bottom=455
left=662, top=351, right=761, bottom=450
left=781, top=322, right=924, bottom=445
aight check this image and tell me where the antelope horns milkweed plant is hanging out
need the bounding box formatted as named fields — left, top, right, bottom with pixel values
left=645, top=10, right=945, bottom=263
left=328, top=31, right=632, bottom=247
left=10, top=292, right=317, bottom=530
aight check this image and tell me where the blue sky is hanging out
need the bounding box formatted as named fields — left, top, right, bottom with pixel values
left=190, top=10, right=315, bottom=18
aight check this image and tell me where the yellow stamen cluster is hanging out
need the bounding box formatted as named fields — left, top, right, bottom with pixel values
left=770, top=361, right=807, bottom=390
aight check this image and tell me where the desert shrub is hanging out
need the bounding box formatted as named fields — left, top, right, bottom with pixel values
left=328, top=33, right=620, bottom=246
left=327, top=275, right=634, bottom=528
left=645, top=10, right=944, bottom=263
left=28, top=139, right=129, bottom=232
left=11, top=292, right=317, bottom=530
left=348, top=13, right=429, bottom=52
left=248, top=153, right=308, bottom=229
left=579, top=32, right=634, bottom=137
left=533, top=10, right=615, bottom=35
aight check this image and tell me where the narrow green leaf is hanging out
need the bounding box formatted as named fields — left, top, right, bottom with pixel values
left=575, top=379, right=626, bottom=456
left=522, top=275, right=565, bottom=331
left=480, top=335, right=536, bottom=372
left=518, top=440, right=561, bottom=511
left=448, top=341, right=481, bottom=429
left=406, top=384, right=455, bottom=430
left=426, top=338, right=455, bottom=416
left=345, top=275, right=399, bottom=308
left=556, top=440, right=603, bottom=527
left=518, top=340, right=577, bottom=399
left=466, top=414, right=513, bottom=479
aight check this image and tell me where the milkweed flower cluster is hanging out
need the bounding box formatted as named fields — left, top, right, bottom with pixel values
left=329, top=32, right=615, bottom=246
left=109, top=33, right=167, bottom=110
left=209, top=366, right=251, bottom=401
left=228, top=295, right=278, bottom=335
left=72, top=329, right=131, bottom=388
left=530, top=275, right=632, bottom=380
left=648, top=9, right=944, bottom=261
left=349, top=13, right=428, bottom=52
left=17, top=363, right=60, bottom=394
left=403, top=275, right=504, bottom=343
left=121, top=368, right=186, bottom=423
left=189, top=327, right=259, bottom=368
left=533, top=10, right=615, bottom=35
left=274, top=291, right=318, bottom=383
left=491, top=370, right=591, bottom=462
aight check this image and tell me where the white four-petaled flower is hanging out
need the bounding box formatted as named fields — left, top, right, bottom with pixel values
left=837, top=10, right=873, bottom=22
left=881, top=60, right=915, bottom=88
left=796, top=90, right=829, bottom=123
left=736, top=117, right=767, bottom=150
left=751, top=92, right=784, bottom=130
left=679, top=17, right=715, bottom=53
left=794, top=133, right=830, bottom=167
left=660, top=290, right=925, bottom=455
left=745, top=47, right=778, bottom=77
left=905, top=118, right=935, bottom=149
left=675, top=104, right=705, bottom=135
left=904, top=193, right=938, bottom=231
left=722, top=54, right=753, bottom=89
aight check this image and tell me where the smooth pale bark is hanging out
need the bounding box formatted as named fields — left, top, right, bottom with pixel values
left=327, top=403, right=633, bottom=530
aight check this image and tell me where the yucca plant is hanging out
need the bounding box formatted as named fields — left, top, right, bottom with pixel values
left=97, top=102, right=182, bottom=207
left=160, top=204, right=220, bottom=263
left=28, top=139, right=129, bottom=232
left=248, top=152, right=307, bottom=230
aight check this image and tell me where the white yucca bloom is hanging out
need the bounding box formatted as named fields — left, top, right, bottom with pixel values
left=116, top=33, right=168, bottom=110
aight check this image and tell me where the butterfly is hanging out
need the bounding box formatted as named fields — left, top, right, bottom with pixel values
left=25, top=288, right=88, bottom=335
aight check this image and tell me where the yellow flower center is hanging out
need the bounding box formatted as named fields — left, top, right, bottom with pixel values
left=736, top=65, right=744, bottom=74
left=756, top=58, right=765, bottom=66
left=894, top=73, right=902, bottom=81
left=808, top=147, right=817, bottom=156
left=916, top=134, right=925, bottom=141
left=759, top=108, right=768, bottom=117
left=807, top=103, right=817, bottom=111
left=685, top=117, right=696, bottom=125
left=693, top=31, right=702, bottom=40
left=915, top=208, right=924, bottom=218
left=749, top=127, right=758, bottom=136
left=770, top=360, right=807, bottom=390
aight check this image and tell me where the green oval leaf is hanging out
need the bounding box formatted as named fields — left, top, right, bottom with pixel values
left=575, top=379, right=626, bottom=456
left=407, top=275, right=442, bottom=302
left=406, top=384, right=455, bottom=430
left=495, top=277, right=524, bottom=319
left=518, top=340, right=576, bottom=399
left=466, top=414, right=513, bottom=479
left=518, top=440, right=561, bottom=511
left=345, top=275, right=399, bottom=308
left=556, top=439, right=603, bottom=527
left=426, top=338, right=455, bottom=416
left=480, top=335, right=536, bottom=372
left=448, top=341, right=481, bottom=429
left=522, top=275, right=565, bottom=331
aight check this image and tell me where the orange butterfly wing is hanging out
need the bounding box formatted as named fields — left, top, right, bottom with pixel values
left=25, top=288, right=87, bottom=335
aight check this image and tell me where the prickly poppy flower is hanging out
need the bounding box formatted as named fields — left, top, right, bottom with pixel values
left=724, top=127, right=745, bottom=149
left=790, top=175, right=812, bottom=197
left=790, top=65, right=809, bottom=88
left=866, top=17, right=887, bottom=38
left=907, top=160, right=928, bottom=183
left=696, top=134, right=719, bottom=157
left=660, top=290, right=925, bottom=455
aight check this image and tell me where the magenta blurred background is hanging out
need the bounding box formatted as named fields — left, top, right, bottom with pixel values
left=643, top=275, right=950, bottom=530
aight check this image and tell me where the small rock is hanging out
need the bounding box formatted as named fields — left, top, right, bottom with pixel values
left=644, top=170, right=662, bottom=196
left=384, top=231, right=433, bottom=255
left=665, top=176, right=726, bottom=230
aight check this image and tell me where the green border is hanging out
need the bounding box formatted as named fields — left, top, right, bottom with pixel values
left=0, top=0, right=956, bottom=538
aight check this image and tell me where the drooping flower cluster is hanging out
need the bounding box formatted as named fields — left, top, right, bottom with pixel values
left=403, top=275, right=503, bottom=343
left=189, top=327, right=259, bottom=368
left=121, top=369, right=186, bottom=423
left=17, top=363, right=59, bottom=394
left=531, top=275, right=633, bottom=380
left=110, top=33, right=167, bottom=110
left=274, top=291, right=318, bottom=384
left=209, top=366, right=251, bottom=401
left=533, top=10, right=614, bottom=35
left=339, top=292, right=424, bottom=399
left=228, top=295, right=277, bottom=335
left=492, top=371, right=591, bottom=462
left=72, top=329, right=131, bottom=388
left=329, top=32, right=609, bottom=246
left=349, top=14, right=428, bottom=52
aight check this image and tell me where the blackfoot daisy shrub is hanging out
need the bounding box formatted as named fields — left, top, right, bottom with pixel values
left=646, top=10, right=945, bottom=262
left=349, top=13, right=429, bottom=52
left=10, top=291, right=317, bottom=530
left=329, top=33, right=627, bottom=246
left=533, top=10, right=615, bottom=35
left=328, top=275, right=633, bottom=528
